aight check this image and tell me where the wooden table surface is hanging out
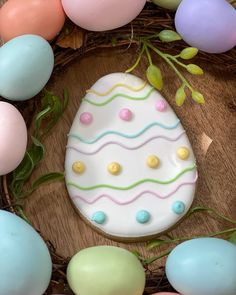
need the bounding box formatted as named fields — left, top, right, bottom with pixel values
left=1, top=0, right=236, bottom=264
left=24, top=49, right=236, bottom=261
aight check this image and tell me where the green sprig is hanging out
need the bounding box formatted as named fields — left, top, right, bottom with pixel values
left=126, top=30, right=205, bottom=106
left=9, top=89, right=69, bottom=219
left=138, top=205, right=236, bottom=266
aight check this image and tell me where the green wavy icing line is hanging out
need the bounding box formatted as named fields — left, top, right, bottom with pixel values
left=83, top=87, right=155, bottom=106
left=67, top=164, right=196, bottom=191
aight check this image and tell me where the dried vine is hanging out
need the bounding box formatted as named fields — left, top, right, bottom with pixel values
left=0, top=1, right=236, bottom=294
left=54, top=3, right=236, bottom=71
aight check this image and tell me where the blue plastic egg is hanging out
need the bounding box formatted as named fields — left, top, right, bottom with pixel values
left=0, top=35, right=54, bottom=101
left=166, top=238, right=236, bottom=295
left=0, top=210, right=52, bottom=295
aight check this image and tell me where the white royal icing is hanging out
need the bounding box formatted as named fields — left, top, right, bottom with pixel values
left=65, top=73, right=197, bottom=239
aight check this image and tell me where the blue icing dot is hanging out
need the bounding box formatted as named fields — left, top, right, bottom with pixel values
left=92, top=211, right=106, bottom=224
left=172, top=201, right=186, bottom=215
left=136, top=210, right=151, bottom=224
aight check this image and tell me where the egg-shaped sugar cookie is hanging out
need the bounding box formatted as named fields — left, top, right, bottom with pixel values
left=65, top=73, right=197, bottom=241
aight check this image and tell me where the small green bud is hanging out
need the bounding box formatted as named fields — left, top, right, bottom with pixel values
left=192, top=91, right=205, bottom=104
left=180, top=47, right=199, bottom=60
left=146, top=64, right=163, bottom=91
left=175, top=87, right=186, bottom=106
left=186, top=64, right=204, bottom=75
left=158, top=30, right=182, bottom=43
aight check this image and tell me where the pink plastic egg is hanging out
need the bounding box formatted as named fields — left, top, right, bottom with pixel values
left=0, top=102, right=27, bottom=175
left=0, top=0, right=65, bottom=42
left=61, top=0, right=146, bottom=31
left=152, top=293, right=180, bottom=295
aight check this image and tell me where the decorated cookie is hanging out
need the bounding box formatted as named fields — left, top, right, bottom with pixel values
left=65, top=73, right=197, bottom=240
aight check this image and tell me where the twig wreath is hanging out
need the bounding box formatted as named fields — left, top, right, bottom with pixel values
left=0, top=1, right=236, bottom=294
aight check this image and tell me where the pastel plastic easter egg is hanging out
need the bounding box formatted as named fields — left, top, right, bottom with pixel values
left=152, top=0, right=182, bottom=10
left=0, top=102, right=27, bottom=175
left=0, top=210, right=52, bottom=295
left=0, top=35, right=54, bottom=101
left=166, top=238, right=236, bottom=295
left=67, top=246, right=145, bottom=295
left=152, top=293, right=180, bottom=295
left=0, top=0, right=65, bottom=42
left=61, top=0, right=146, bottom=31
left=175, top=0, right=236, bottom=53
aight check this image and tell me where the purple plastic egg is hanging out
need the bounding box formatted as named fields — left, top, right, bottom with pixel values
left=175, top=0, right=236, bottom=53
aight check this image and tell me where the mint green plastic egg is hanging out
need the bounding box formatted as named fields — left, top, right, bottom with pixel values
left=67, top=246, right=145, bottom=295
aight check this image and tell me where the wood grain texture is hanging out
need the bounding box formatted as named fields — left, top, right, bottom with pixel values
left=24, top=49, right=236, bottom=261
left=0, top=0, right=235, bottom=264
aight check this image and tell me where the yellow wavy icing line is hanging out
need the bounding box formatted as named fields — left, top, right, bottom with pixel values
left=86, top=81, right=147, bottom=97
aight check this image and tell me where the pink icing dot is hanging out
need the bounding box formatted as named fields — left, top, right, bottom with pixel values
left=119, top=108, right=133, bottom=121
left=80, top=112, right=93, bottom=125
left=156, top=100, right=167, bottom=112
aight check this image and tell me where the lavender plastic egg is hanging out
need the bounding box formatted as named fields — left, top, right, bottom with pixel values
left=175, top=0, right=236, bottom=53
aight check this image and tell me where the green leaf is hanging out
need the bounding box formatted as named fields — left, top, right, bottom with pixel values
left=131, top=250, right=142, bottom=259
left=146, top=64, right=163, bottom=90
left=180, top=47, right=199, bottom=60
left=11, top=182, right=24, bottom=199
left=10, top=89, right=69, bottom=201
left=192, top=91, right=205, bottom=104
left=229, top=231, right=236, bottom=245
left=31, top=172, right=65, bottom=191
left=158, top=30, right=182, bottom=42
left=175, top=86, right=186, bottom=106
left=41, top=93, right=65, bottom=137
left=186, top=64, right=204, bottom=75
left=34, top=105, right=52, bottom=133
left=146, top=239, right=167, bottom=250
left=28, top=136, right=45, bottom=167
left=12, top=152, right=34, bottom=182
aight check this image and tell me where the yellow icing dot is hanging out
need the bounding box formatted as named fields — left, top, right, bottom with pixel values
left=147, top=155, right=160, bottom=169
left=108, top=162, right=121, bottom=175
left=177, top=147, right=190, bottom=160
left=72, top=161, right=86, bottom=174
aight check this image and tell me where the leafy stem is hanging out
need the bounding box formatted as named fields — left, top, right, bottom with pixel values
left=144, top=41, right=194, bottom=92
left=140, top=205, right=236, bottom=265
left=9, top=89, right=69, bottom=219
left=143, top=250, right=172, bottom=265
left=143, top=227, right=236, bottom=265
left=187, top=206, right=236, bottom=225
left=144, top=44, right=153, bottom=65
left=126, top=29, right=205, bottom=105
left=126, top=44, right=145, bottom=73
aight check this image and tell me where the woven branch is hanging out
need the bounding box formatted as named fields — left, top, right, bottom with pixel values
left=54, top=3, right=236, bottom=71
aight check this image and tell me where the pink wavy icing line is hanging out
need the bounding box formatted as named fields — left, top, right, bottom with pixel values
left=67, top=131, right=186, bottom=155
left=72, top=172, right=198, bottom=205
